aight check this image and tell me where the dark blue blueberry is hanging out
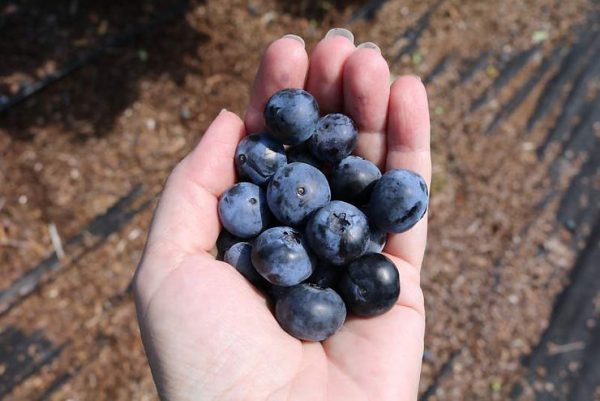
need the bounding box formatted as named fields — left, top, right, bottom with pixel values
left=223, top=242, right=264, bottom=287
left=235, top=132, right=287, bottom=185
left=368, top=169, right=429, bottom=233
left=338, top=253, right=400, bottom=317
left=216, top=229, right=242, bottom=260
left=251, top=226, right=316, bottom=286
left=275, top=283, right=346, bottom=341
left=309, top=113, right=358, bottom=162
left=305, top=201, right=369, bottom=265
left=365, top=223, right=387, bottom=253
left=286, top=142, right=322, bottom=168
left=307, top=262, right=342, bottom=288
left=218, top=182, right=271, bottom=238
left=331, top=156, right=382, bottom=205
left=264, top=89, right=319, bottom=145
left=267, top=162, right=331, bottom=226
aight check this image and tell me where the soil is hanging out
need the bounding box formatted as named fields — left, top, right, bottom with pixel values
left=1, top=0, right=599, bottom=400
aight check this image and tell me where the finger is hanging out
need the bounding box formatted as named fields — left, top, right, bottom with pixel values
left=135, top=110, right=245, bottom=309
left=244, top=35, right=309, bottom=133
left=325, top=78, right=430, bottom=400
left=305, top=28, right=356, bottom=114
left=149, top=109, right=245, bottom=253
left=343, top=45, right=390, bottom=168
left=384, top=76, right=431, bottom=269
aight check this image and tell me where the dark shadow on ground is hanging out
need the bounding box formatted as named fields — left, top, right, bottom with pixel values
left=272, top=0, right=379, bottom=21
left=0, top=0, right=207, bottom=140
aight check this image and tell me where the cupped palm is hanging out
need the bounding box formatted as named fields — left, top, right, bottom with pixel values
left=134, top=33, right=431, bottom=401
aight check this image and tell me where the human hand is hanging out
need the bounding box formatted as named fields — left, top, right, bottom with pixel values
left=133, top=29, right=431, bottom=401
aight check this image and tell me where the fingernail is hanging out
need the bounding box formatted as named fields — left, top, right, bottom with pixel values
left=219, top=108, right=228, bottom=114
left=325, top=28, right=354, bottom=44
left=357, top=42, right=381, bottom=53
left=282, top=34, right=305, bottom=48
left=409, top=74, right=422, bottom=82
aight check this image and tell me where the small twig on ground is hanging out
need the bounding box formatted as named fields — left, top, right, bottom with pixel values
left=547, top=341, right=585, bottom=355
left=48, top=223, right=65, bottom=259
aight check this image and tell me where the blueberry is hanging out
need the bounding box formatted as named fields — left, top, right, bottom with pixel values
left=223, top=242, right=264, bottom=287
left=368, top=169, right=429, bottom=233
left=275, top=283, right=346, bottom=341
left=216, top=229, right=242, bottom=260
left=331, top=156, right=382, bottom=205
left=307, top=262, right=342, bottom=288
left=264, top=89, right=319, bottom=145
left=267, top=162, right=331, bottom=226
left=309, top=113, right=357, bottom=162
left=218, top=182, right=271, bottom=238
left=251, top=226, right=316, bottom=286
left=235, top=132, right=287, bottom=185
left=338, top=253, right=400, bottom=317
left=365, top=223, right=387, bottom=253
left=305, top=201, right=369, bottom=265
left=286, top=142, right=322, bottom=168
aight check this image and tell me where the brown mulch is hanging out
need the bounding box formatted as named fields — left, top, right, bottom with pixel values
left=0, top=0, right=596, bottom=399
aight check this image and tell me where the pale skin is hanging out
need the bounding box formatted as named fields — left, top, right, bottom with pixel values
left=134, top=30, right=431, bottom=401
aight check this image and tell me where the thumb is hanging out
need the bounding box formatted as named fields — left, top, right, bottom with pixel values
left=135, top=110, right=245, bottom=312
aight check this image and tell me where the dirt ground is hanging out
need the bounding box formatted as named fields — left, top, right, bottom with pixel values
left=1, top=0, right=599, bottom=400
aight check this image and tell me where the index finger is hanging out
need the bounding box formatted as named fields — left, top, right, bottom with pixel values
left=244, top=36, right=309, bottom=133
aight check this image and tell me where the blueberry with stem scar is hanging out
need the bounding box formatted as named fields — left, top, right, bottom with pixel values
left=306, top=201, right=369, bottom=265
left=218, top=182, right=271, bottom=238
left=267, top=162, right=331, bottom=226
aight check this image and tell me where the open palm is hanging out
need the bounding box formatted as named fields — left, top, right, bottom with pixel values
left=134, top=30, right=431, bottom=401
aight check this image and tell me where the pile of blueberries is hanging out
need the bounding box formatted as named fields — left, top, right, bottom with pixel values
left=217, top=88, right=429, bottom=342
